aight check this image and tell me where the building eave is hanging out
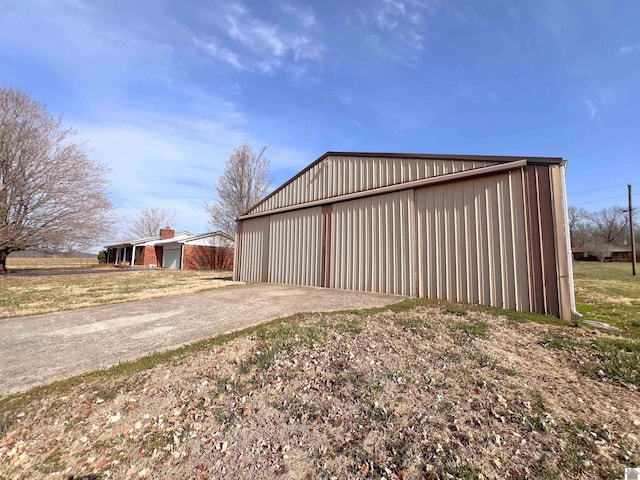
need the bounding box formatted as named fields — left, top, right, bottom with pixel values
left=242, top=151, right=565, bottom=217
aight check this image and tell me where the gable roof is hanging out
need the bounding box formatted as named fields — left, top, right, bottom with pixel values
left=181, top=231, right=233, bottom=243
left=105, top=231, right=233, bottom=249
left=242, top=151, right=565, bottom=219
left=105, top=231, right=192, bottom=248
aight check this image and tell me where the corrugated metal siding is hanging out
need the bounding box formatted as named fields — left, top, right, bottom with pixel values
left=415, top=170, right=530, bottom=311
left=235, top=159, right=572, bottom=320
left=522, top=165, right=564, bottom=318
left=251, top=156, right=495, bottom=215
left=235, top=216, right=269, bottom=283
left=268, top=207, right=322, bottom=286
left=328, top=191, right=414, bottom=295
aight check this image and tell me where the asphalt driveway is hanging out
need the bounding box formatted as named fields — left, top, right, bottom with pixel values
left=0, top=284, right=400, bottom=396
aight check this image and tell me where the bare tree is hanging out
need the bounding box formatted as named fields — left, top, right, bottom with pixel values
left=205, top=145, right=271, bottom=237
left=127, top=206, right=177, bottom=238
left=586, top=240, right=613, bottom=262
left=588, top=206, right=628, bottom=245
left=0, top=88, right=115, bottom=272
left=568, top=206, right=590, bottom=247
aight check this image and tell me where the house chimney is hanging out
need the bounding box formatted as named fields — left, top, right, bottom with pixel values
left=160, top=228, right=175, bottom=240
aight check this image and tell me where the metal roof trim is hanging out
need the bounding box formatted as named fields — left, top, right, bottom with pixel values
left=239, top=158, right=529, bottom=220
left=242, top=151, right=564, bottom=217
left=104, top=231, right=193, bottom=249
left=181, top=231, right=233, bottom=243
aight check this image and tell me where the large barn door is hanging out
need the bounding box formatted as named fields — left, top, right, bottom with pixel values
left=236, top=216, right=270, bottom=282
left=268, top=207, right=322, bottom=286
left=328, top=191, right=414, bottom=295
left=414, top=171, right=530, bottom=312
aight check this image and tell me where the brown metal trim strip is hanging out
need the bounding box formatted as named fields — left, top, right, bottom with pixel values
left=233, top=221, right=242, bottom=281
left=320, top=205, right=331, bottom=287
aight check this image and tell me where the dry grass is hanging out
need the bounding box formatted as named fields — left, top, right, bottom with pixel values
left=5, top=257, right=99, bottom=270
left=0, top=270, right=240, bottom=318
left=1, top=303, right=638, bottom=479
left=573, top=262, right=640, bottom=334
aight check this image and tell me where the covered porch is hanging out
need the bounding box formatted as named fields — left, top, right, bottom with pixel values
left=106, top=244, right=144, bottom=266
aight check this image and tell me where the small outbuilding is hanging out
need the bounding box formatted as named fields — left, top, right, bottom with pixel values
left=234, top=152, right=576, bottom=320
left=105, top=229, right=233, bottom=270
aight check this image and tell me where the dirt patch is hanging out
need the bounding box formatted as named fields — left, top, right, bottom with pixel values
left=1, top=305, right=639, bottom=479
left=580, top=291, right=640, bottom=306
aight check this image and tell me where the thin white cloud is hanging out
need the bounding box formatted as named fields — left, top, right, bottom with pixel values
left=280, top=4, right=316, bottom=28
left=374, top=0, right=430, bottom=30
left=193, top=37, right=244, bottom=69
left=291, top=37, right=323, bottom=61
left=620, top=44, right=640, bottom=54
left=400, top=30, right=424, bottom=50
left=375, top=0, right=407, bottom=29
left=227, top=17, right=286, bottom=58
left=0, top=1, right=259, bottom=236
left=577, top=89, right=622, bottom=124
left=583, top=98, right=597, bottom=121
left=194, top=2, right=323, bottom=74
left=456, top=83, right=499, bottom=104
left=77, top=107, right=252, bottom=234
left=360, top=0, right=431, bottom=57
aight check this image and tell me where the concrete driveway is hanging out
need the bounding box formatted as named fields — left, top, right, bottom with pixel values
left=0, top=284, right=400, bottom=396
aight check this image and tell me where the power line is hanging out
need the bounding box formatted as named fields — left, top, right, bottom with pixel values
left=573, top=194, right=628, bottom=207
left=570, top=183, right=626, bottom=197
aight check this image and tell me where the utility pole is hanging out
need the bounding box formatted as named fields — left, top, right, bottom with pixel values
left=629, top=184, right=637, bottom=276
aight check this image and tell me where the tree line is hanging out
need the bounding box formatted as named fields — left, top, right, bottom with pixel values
left=569, top=205, right=637, bottom=260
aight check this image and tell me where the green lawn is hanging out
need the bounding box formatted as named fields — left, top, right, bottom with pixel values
left=572, top=261, right=640, bottom=335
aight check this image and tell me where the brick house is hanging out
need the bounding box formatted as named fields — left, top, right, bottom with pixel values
left=105, top=229, right=234, bottom=270
left=572, top=245, right=639, bottom=262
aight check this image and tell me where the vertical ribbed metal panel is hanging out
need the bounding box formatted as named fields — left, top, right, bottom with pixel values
left=268, top=207, right=322, bottom=286
left=328, top=191, right=414, bottom=295
left=522, top=165, right=566, bottom=318
left=415, top=171, right=530, bottom=311
left=237, top=216, right=269, bottom=283
left=549, top=165, right=573, bottom=320
left=236, top=160, right=571, bottom=320
left=250, top=157, right=494, bottom=214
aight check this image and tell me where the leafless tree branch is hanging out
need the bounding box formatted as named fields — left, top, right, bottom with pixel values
left=205, top=145, right=271, bottom=238
left=127, top=206, right=177, bottom=238
left=587, top=207, right=628, bottom=245
left=0, top=88, right=115, bottom=271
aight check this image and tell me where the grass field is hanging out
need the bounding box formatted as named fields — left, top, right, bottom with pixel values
left=0, top=270, right=240, bottom=318
left=573, top=261, right=640, bottom=335
left=5, top=257, right=99, bottom=270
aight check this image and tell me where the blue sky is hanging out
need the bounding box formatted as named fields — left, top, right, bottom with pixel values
left=1, top=0, right=639, bottom=238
